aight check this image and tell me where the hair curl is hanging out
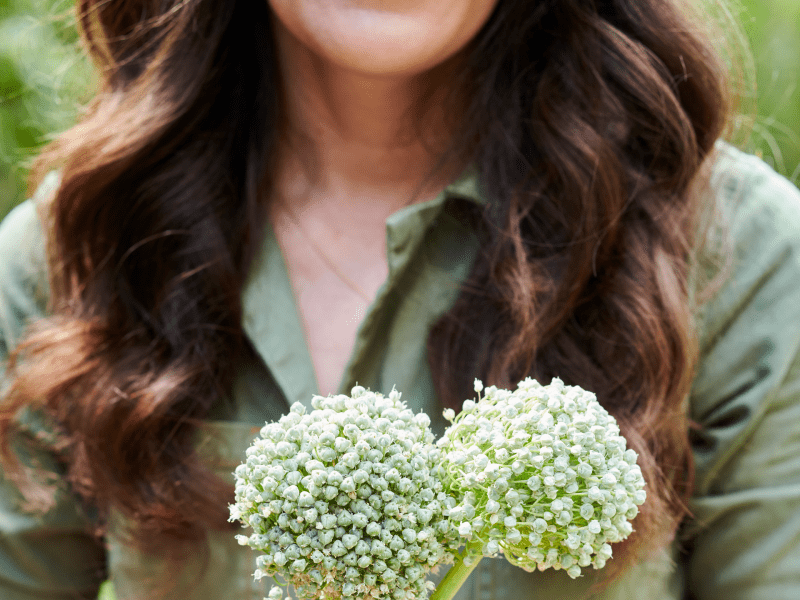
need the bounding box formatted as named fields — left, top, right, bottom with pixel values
left=1, top=0, right=731, bottom=579
left=428, top=0, right=730, bottom=574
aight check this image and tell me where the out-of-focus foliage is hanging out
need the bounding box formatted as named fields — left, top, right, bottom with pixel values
left=0, top=0, right=798, bottom=222
left=0, top=0, right=93, bottom=219
left=737, top=0, right=800, bottom=183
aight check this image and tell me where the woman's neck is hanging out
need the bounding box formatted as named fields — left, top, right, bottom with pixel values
left=272, top=16, right=461, bottom=211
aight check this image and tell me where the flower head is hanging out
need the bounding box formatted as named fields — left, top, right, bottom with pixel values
left=438, top=378, right=646, bottom=579
left=231, top=387, right=460, bottom=600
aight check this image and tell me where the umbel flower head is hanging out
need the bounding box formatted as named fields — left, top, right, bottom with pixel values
left=437, top=377, right=646, bottom=579
left=230, top=386, right=460, bottom=600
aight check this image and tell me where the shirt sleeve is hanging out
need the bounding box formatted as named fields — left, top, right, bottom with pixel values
left=0, top=196, right=107, bottom=599
left=682, top=147, right=800, bottom=600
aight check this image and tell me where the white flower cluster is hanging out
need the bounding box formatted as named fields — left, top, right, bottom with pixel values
left=230, top=387, right=460, bottom=600
left=438, top=378, right=646, bottom=579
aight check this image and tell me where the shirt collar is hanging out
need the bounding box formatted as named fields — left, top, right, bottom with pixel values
left=240, top=169, right=485, bottom=409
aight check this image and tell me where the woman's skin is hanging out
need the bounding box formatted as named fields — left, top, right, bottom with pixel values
left=267, top=0, right=500, bottom=396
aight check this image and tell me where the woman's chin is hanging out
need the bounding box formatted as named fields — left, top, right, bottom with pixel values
left=267, top=0, right=499, bottom=77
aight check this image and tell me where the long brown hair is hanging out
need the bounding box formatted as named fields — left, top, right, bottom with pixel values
left=429, top=0, right=730, bottom=570
left=1, top=0, right=730, bottom=574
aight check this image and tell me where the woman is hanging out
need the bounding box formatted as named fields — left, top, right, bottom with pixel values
left=1, top=0, right=799, bottom=598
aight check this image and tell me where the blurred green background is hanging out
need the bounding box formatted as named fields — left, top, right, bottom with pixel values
left=0, top=0, right=93, bottom=219
left=1, top=0, right=799, bottom=222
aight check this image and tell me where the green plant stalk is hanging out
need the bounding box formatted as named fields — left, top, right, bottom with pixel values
left=429, top=550, right=482, bottom=600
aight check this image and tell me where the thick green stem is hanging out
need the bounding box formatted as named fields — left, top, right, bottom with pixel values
left=429, top=554, right=481, bottom=600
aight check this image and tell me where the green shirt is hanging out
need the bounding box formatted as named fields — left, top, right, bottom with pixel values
left=1, top=144, right=800, bottom=599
